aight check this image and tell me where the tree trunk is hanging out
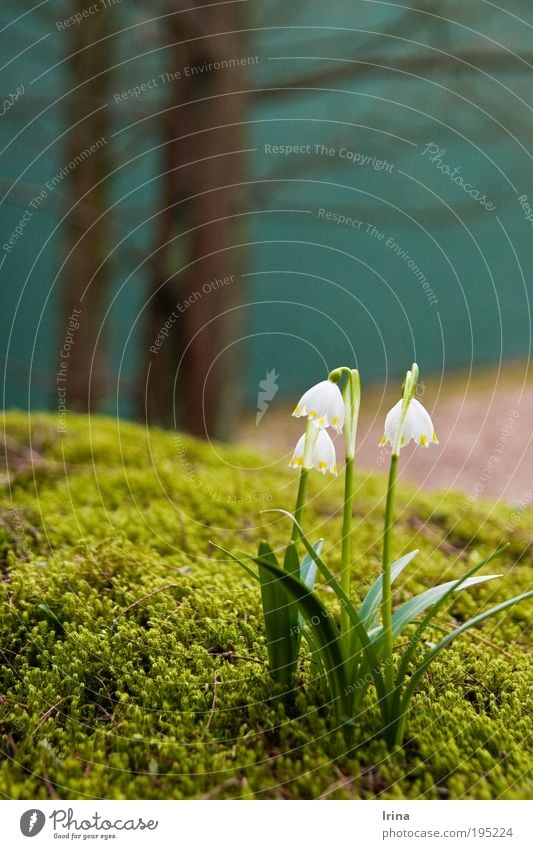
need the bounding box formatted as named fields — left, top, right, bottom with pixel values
left=140, top=1, right=248, bottom=439
left=61, top=4, right=114, bottom=411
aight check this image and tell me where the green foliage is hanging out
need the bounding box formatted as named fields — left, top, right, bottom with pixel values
left=255, top=553, right=349, bottom=719
left=0, top=412, right=532, bottom=799
left=359, top=550, right=418, bottom=630
left=257, top=540, right=299, bottom=687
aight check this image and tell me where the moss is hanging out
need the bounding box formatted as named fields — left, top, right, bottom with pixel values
left=0, top=411, right=532, bottom=799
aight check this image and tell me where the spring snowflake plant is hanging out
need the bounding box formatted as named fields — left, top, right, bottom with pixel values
left=214, top=364, right=533, bottom=749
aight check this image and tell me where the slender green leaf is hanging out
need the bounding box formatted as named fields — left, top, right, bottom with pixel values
left=284, top=541, right=300, bottom=579
left=359, top=550, right=418, bottom=630
left=283, top=541, right=301, bottom=650
left=422, top=589, right=533, bottom=663
left=255, top=554, right=349, bottom=717
left=37, top=602, right=64, bottom=631
left=395, top=588, right=533, bottom=746
left=262, top=508, right=387, bottom=716
left=393, top=546, right=507, bottom=692
left=210, top=541, right=259, bottom=582
left=256, top=540, right=298, bottom=687
left=300, top=539, right=324, bottom=591
left=297, top=540, right=323, bottom=671
left=370, top=574, right=501, bottom=655
left=393, top=573, right=501, bottom=635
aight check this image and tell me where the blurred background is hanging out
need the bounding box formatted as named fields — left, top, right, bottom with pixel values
left=1, top=1, right=532, bottom=498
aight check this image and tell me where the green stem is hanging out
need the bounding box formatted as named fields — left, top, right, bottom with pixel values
left=382, top=453, right=398, bottom=697
left=340, top=457, right=354, bottom=652
left=291, top=468, right=309, bottom=544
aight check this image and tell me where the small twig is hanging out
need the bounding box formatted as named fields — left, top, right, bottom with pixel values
left=201, top=776, right=241, bottom=799
left=206, top=671, right=219, bottom=731
left=0, top=645, right=19, bottom=655
left=0, top=695, right=29, bottom=709
left=433, top=615, right=514, bottom=659
left=465, top=672, right=496, bottom=699
left=112, top=583, right=181, bottom=624
left=409, top=516, right=468, bottom=558
left=460, top=629, right=514, bottom=659
left=41, top=768, right=60, bottom=800
left=207, top=649, right=264, bottom=666
left=31, top=698, right=65, bottom=738
left=320, top=766, right=356, bottom=799
left=229, top=653, right=264, bottom=665
left=333, top=765, right=356, bottom=797
left=95, top=705, right=114, bottom=721
left=464, top=672, right=532, bottom=718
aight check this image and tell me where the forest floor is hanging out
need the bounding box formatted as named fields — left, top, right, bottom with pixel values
left=0, top=411, right=531, bottom=799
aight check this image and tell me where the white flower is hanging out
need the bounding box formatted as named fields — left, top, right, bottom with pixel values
left=289, top=425, right=337, bottom=475
left=292, top=380, right=345, bottom=433
left=380, top=398, right=438, bottom=452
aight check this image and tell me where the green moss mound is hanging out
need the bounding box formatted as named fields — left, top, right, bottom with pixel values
left=1, top=412, right=532, bottom=800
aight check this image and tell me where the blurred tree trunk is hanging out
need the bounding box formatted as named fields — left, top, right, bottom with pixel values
left=140, top=1, right=247, bottom=439
left=61, top=3, right=114, bottom=410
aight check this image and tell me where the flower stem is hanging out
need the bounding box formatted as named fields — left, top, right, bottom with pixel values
left=291, top=468, right=309, bottom=544
left=340, top=456, right=355, bottom=651
left=382, top=452, right=398, bottom=696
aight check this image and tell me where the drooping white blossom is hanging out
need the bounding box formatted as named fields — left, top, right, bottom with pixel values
left=289, top=425, right=337, bottom=475
left=380, top=397, right=438, bottom=453
left=292, top=380, right=345, bottom=433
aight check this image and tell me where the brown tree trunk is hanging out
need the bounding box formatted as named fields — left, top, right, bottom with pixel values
left=140, top=1, right=248, bottom=439
left=61, top=4, right=114, bottom=411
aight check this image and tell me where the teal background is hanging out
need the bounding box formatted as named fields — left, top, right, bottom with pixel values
left=1, top=1, right=531, bottom=413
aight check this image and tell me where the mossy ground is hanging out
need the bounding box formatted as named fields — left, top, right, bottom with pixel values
left=0, top=412, right=532, bottom=800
